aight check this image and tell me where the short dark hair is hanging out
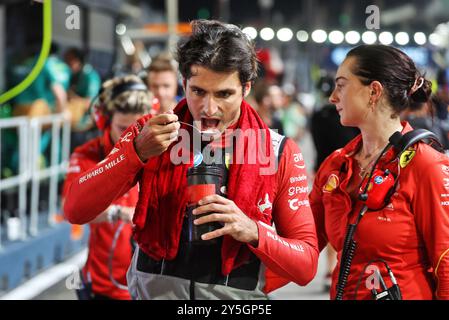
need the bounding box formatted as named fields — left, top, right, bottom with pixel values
left=176, top=19, right=258, bottom=86
left=346, top=45, right=432, bottom=115
left=64, top=47, right=85, bottom=64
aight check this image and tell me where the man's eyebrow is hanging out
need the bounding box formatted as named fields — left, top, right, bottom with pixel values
left=189, top=85, right=205, bottom=91
left=190, top=85, right=236, bottom=93
left=217, top=88, right=236, bottom=93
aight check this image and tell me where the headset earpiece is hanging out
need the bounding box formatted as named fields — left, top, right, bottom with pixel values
left=88, top=89, right=110, bottom=131
left=93, top=103, right=109, bottom=131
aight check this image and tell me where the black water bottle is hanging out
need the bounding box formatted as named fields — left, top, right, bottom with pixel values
left=186, top=164, right=225, bottom=244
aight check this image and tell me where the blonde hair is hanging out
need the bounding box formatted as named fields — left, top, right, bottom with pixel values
left=98, top=75, right=152, bottom=116
left=148, top=52, right=178, bottom=74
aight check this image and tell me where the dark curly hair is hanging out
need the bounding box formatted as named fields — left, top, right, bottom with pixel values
left=176, top=20, right=258, bottom=88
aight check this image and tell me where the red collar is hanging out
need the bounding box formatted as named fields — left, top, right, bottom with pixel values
left=340, top=121, right=414, bottom=164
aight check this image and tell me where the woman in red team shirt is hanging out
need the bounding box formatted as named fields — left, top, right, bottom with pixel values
left=63, top=75, right=151, bottom=299
left=310, top=45, right=449, bottom=300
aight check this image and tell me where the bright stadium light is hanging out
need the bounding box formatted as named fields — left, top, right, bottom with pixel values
left=277, top=28, right=293, bottom=42
left=329, top=30, right=344, bottom=44
left=362, top=31, right=377, bottom=44
left=429, top=33, right=442, bottom=47
left=345, top=31, right=360, bottom=44
left=242, top=27, right=258, bottom=40
left=413, top=32, right=427, bottom=45
left=395, top=32, right=410, bottom=45
left=296, top=30, right=309, bottom=42
left=379, top=31, right=394, bottom=45
left=311, top=29, right=327, bottom=43
left=260, top=27, right=275, bottom=41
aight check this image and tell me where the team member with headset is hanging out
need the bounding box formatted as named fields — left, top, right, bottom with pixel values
left=310, top=45, right=449, bottom=300
left=62, top=75, right=152, bottom=300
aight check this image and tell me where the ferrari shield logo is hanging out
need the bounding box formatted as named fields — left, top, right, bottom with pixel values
left=400, top=148, right=415, bottom=168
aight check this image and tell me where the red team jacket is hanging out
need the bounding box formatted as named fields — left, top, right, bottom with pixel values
left=63, top=129, right=139, bottom=300
left=64, top=114, right=319, bottom=294
left=310, top=123, right=449, bottom=300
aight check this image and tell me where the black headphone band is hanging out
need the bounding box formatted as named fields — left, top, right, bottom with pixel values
left=110, top=81, right=148, bottom=101
left=88, top=91, right=102, bottom=116
left=394, top=129, right=444, bottom=154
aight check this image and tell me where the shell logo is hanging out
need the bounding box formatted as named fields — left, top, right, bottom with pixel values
left=323, top=174, right=339, bottom=193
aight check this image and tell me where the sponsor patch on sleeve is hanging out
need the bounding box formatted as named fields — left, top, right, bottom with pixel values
left=323, top=174, right=339, bottom=193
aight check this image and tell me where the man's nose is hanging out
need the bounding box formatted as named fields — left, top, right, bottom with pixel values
left=203, top=95, right=219, bottom=116
left=155, top=87, right=164, bottom=97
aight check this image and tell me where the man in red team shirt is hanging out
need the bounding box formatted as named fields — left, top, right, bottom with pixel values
left=63, top=75, right=151, bottom=299
left=64, top=20, right=318, bottom=299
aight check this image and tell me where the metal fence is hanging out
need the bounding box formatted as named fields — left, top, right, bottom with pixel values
left=0, top=114, right=71, bottom=248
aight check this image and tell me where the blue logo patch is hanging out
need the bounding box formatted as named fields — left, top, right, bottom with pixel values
left=193, top=152, right=203, bottom=167
left=374, top=176, right=383, bottom=184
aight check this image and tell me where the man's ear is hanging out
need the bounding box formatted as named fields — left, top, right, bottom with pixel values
left=182, top=79, right=187, bottom=93
left=243, top=81, right=252, bottom=98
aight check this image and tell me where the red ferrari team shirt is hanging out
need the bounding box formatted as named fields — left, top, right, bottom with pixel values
left=63, top=130, right=139, bottom=299
left=310, top=123, right=449, bottom=300
left=64, top=114, right=319, bottom=293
